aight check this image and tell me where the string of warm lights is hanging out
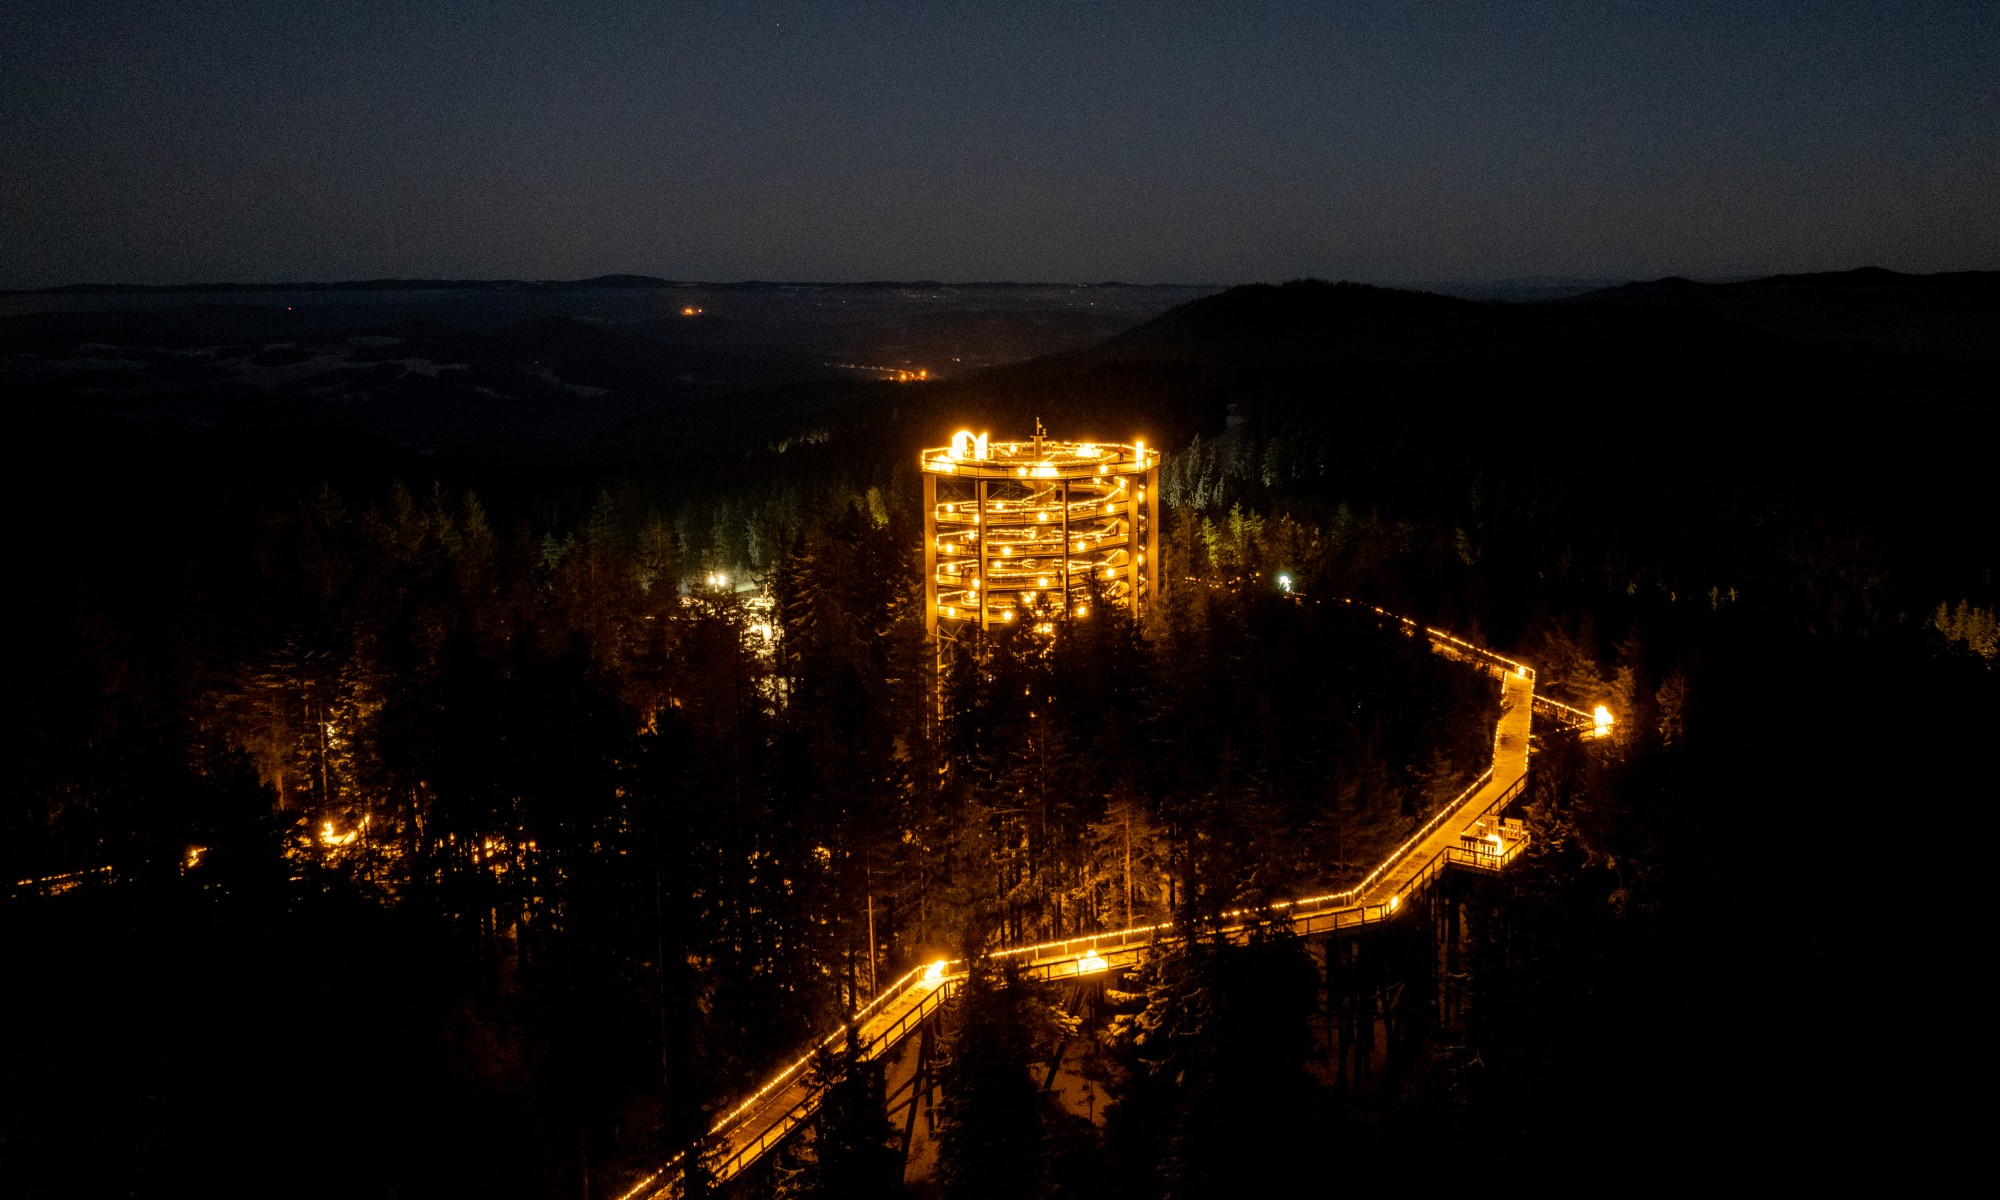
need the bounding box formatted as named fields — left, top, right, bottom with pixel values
left=1007, top=781, right=1532, bottom=976
left=11, top=864, right=114, bottom=893
left=989, top=763, right=1511, bottom=969
left=624, top=972, right=967, bottom=1197
left=1333, top=598, right=1617, bottom=737
left=613, top=960, right=950, bottom=1199
left=701, top=978, right=962, bottom=1185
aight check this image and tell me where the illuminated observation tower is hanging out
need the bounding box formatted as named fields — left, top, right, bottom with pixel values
left=920, top=423, right=1161, bottom=638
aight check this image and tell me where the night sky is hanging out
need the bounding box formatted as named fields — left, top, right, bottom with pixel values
left=3, top=1, right=1994, bottom=288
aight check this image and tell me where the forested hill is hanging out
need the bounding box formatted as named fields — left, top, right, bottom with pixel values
left=1003, top=269, right=1999, bottom=382
left=933, top=271, right=1995, bottom=481
left=1047, top=277, right=1779, bottom=370
left=1562, top=265, right=2000, bottom=363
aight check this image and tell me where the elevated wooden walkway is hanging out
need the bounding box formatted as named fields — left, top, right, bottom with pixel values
left=621, top=616, right=1587, bottom=1199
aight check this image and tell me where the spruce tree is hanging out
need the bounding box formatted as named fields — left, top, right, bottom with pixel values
left=937, top=959, right=1050, bottom=1200
left=810, top=1026, right=902, bottom=1197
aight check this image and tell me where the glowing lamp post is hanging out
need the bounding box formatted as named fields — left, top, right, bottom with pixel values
left=920, top=426, right=1161, bottom=637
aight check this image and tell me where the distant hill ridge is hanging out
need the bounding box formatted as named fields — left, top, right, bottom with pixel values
left=4, top=276, right=1194, bottom=296
left=1559, top=266, right=2000, bottom=362
left=1055, top=278, right=1758, bottom=371
left=1563, top=264, right=2000, bottom=305
left=1055, top=267, right=2000, bottom=369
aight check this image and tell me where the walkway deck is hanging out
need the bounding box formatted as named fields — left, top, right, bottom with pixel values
left=1356, top=666, right=1532, bottom=907
left=992, top=666, right=1535, bottom=981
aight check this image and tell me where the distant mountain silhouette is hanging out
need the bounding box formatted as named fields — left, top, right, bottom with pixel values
left=1563, top=266, right=2000, bottom=361
left=996, top=269, right=2000, bottom=381
left=3, top=277, right=1199, bottom=297
left=925, top=270, right=1996, bottom=480
left=1022, top=278, right=1787, bottom=374
left=8, top=275, right=681, bottom=296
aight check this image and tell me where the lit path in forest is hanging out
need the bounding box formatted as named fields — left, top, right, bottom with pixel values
left=985, top=663, right=1538, bottom=980
left=622, top=617, right=1591, bottom=1198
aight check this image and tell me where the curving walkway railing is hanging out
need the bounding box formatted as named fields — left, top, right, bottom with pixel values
left=701, top=975, right=963, bottom=1183
left=622, top=605, right=1562, bottom=1198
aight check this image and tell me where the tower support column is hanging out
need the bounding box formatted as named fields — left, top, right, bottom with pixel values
left=1143, top=465, right=1159, bottom=611
left=923, top=472, right=938, bottom=636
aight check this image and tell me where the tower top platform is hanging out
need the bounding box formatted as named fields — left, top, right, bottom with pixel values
left=920, top=430, right=1159, bottom=481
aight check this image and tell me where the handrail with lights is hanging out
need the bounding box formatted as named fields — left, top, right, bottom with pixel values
left=698, top=976, right=963, bottom=1187
left=1000, top=771, right=1534, bottom=972
left=620, top=963, right=961, bottom=1199
left=1533, top=695, right=1596, bottom=727
left=986, top=763, right=1506, bottom=970
left=1333, top=598, right=1619, bottom=738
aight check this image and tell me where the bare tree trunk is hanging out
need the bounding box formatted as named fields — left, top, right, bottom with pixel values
left=1123, top=812, right=1133, bottom=928
left=865, top=880, right=878, bottom=998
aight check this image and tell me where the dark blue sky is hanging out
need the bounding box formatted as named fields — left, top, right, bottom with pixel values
left=3, top=1, right=1994, bottom=288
